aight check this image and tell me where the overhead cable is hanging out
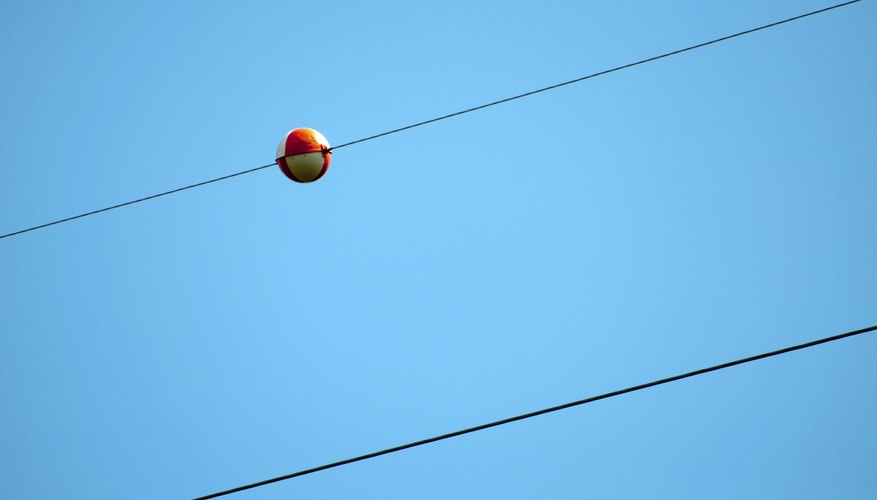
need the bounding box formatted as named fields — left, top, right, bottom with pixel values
left=1, top=0, right=862, bottom=240
left=0, top=164, right=276, bottom=240
left=194, top=323, right=877, bottom=499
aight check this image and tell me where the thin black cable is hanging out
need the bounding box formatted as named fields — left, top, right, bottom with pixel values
left=1, top=0, right=862, bottom=240
left=0, top=163, right=275, bottom=240
left=331, top=0, right=862, bottom=149
left=194, top=323, right=877, bottom=499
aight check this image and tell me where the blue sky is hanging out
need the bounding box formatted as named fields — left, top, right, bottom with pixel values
left=1, top=1, right=875, bottom=498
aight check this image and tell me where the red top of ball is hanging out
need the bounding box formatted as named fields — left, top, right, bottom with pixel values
left=276, top=128, right=330, bottom=159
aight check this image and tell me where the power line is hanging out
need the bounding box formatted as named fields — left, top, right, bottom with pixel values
left=329, top=0, right=862, bottom=151
left=194, top=323, right=877, bottom=499
left=0, top=163, right=275, bottom=240
left=1, top=0, right=862, bottom=241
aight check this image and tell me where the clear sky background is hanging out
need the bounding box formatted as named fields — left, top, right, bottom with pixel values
left=1, top=1, right=875, bottom=499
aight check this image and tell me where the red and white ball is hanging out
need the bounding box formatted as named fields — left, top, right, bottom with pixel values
left=275, top=128, right=332, bottom=183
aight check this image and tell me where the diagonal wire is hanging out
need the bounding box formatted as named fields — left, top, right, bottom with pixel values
left=329, top=0, right=863, bottom=151
left=1, top=0, right=862, bottom=240
left=0, top=163, right=275, bottom=240
left=193, top=323, right=877, bottom=499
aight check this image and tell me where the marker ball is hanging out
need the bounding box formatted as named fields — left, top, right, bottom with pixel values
left=275, top=128, right=332, bottom=183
